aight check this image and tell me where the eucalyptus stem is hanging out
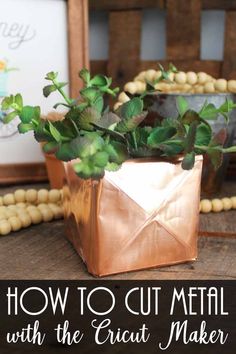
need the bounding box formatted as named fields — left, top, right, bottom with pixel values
left=53, top=79, right=73, bottom=106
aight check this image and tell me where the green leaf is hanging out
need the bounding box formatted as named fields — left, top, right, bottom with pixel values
left=115, top=111, right=147, bottom=133
left=45, top=71, right=58, bottom=81
left=15, top=94, right=23, bottom=109
left=48, top=121, right=62, bottom=142
left=98, top=112, right=120, bottom=129
left=182, top=151, right=195, bottom=170
left=55, top=140, right=79, bottom=161
left=120, top=97, right=143, bottom=119
left=43, top=84, right=57, bottom=98
left=90, top=74, right=108, bottom=87
left=93, top=151, right=109, bottom=167
left=71, top=133, right=104, bottom=159
left=93, top=95, right=104, bottom=113
left=105, top=162, right=121, bottom=172
left=73, top=159, right=105, bottom=180
left=105, top=141, right=129, bottom=164
left=158, top=142, right=183, bottom=156
left=176, top=96, right=188, bottom=117
left=19, top=106, right=40, bottom=123
left=18, top=123, right=34, bottom=134
left=147, top=126, right=177, bottom=147
left=79, top=107, right=101, bottom=131
left=53, top=102, right=72, bottom=109
left=199, top=103, right=218, bottom=120
left=80, top=87, right=99, bottom=103
left=57, top=82, right=68, bottom=89
left=184, top=121, right=198, bottom=153
left=1, top=95, right=14, bottom=110
left=79, top=68, right=90, bottom=83
left=42, top=141, right=59, bottom=154
left=181, top=110, right=200, bottom=124
left=195, top=124, right=212, bottom=146
left=3, top=111, right=18, bottom=124
left=207, top=148, right=223, bottom=170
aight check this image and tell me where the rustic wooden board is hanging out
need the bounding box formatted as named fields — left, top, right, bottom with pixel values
left=0, top=163, right=48, bottom=185
left=89, top=0, right=236, bottom=11
left=222, top=11, right=236, bottom=79
left=166, top=0, right=201, bottom=60
left=68, top=0, right=89, bottom=98
left=0, top=183, right=236, bottom=280
left=108, top=10, right=142, bottom=88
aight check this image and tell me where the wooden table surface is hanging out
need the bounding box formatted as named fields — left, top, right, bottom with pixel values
left=0, top=182, right=235, bottom=280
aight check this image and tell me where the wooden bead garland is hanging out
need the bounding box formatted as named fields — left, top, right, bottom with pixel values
left=0, top=188, right=63, bottom=236
left=200, top=196, right=236, bottom=213
left=114, top=69, right=236, bottom=109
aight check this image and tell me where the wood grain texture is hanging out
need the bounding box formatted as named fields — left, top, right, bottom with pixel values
left=108, top=10, right=142, bottom=88
left=89, top=0, right=236, bottom=11
left=0, top=163, right=48, bottom=185
left=0, top=183, right=235, bottom=280
left=89, top=0, right=165, bottom=11
left=68, top=0, right=89, bottom=98
left=222, top=11, right=236, bottom=79
left=166, top=0, right=201, bottom=60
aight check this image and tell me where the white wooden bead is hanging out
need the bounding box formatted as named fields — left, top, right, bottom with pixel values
left=0, top=206, right=6, bottom=212
left=8, top=216, right=22, bottom=231
left=153, top=70, right=162, bottom=81
left=16, top=202, right=28, bottom=208
left=40, top=208, right=54, bottom=222
left=222, top=197, right=232, bottom=211
left=26, top=205, right=38, bottom=212
left=186, top=71, right=197, bottom=85
left=38, top=203, right=48, bottom=211
left=48, top=189, right=61, bottom=203
left=174, top=71, right=187, bottom=84
left=200, top=199, right=212, bottom=213
left=204, top=82, right=215, bottom=93
left=0, top=197, right=3, bottom=206
left=48, top=204, right=63, bottom=219
left=3, top=193, right=15, bottom=206
left=5, top=209, right=17, bottom=218
left=214, top=79, right=227, bottom=93
left=135, top=70, right=146, bottom=81
left=197, top=72, right=208, bottom=85
left=230, top=196, right=236, bottom=209
left=0, top=212, right=6, bottom=220
left=25, top=189, right=37, bottom=203
left=113, top=102, right=122, bottom=111
left=227, top=80, right=236, bottom=93
left=145, top=69, right=157, bottom=82
left=18, top=214, right=32, bottom=228
left=194, top=85, right=204, bottom=94
left=37, top=189, right=49, bottom=203
left=118, top=92, right=130, bottom=103
left=29, top=210, right=43, bottom=224
left=135, top=81, right=146, bottom=94
left=0, top=220, right=11, bottom=235
left=124, top=82, right=137, bottom=95
left=14, top=189, right=26, bottom=203
left=211, top=199, right=223, bottom=212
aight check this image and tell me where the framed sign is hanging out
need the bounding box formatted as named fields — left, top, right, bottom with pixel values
left=0, top=0, right=89, bottom=184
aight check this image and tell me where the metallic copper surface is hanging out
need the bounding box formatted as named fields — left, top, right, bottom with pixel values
left=63, top=156, right=203, bottom=277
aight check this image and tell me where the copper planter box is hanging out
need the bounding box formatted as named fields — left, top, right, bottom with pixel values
left=63, top=156, right=203, bottom=277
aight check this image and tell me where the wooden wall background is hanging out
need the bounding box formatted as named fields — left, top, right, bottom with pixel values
left=89, top=0, right=236, bottom=88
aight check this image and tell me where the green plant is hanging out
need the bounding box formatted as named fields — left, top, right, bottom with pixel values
left=1, top=67, right=236, bottom=179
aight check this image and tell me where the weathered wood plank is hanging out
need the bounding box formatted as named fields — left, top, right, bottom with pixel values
left=89, top=0, right=165, bottom=11
left=108, top=10, right=142, bottom=88
left=68, top=0, right=89, bottom=98
left=222, top=11, right=236, bottom=79
left=0, top=163, right=48, bottom=185
left=202, top=0, right=236, bottom=10
left=89, top=0, right=236, bottom=11
left=166, top=0, right=201, bottom=60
